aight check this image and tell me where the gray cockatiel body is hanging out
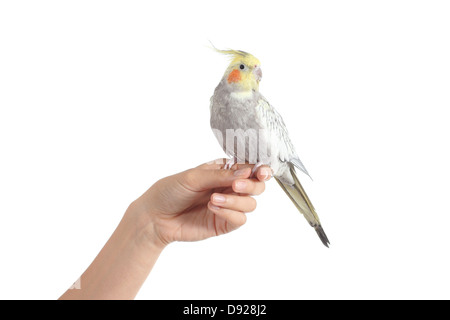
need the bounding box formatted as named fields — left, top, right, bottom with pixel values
left=209, top=48, right=330, bottom=247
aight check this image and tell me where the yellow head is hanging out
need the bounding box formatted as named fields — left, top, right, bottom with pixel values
left=214, top=48, right=262, bottom=92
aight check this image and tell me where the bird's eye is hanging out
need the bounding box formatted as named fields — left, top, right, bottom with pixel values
left=239, top=64, right=245, bottom=70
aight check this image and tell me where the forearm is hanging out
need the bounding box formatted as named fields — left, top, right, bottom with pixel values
left=59, top=203, right=165, bottom=300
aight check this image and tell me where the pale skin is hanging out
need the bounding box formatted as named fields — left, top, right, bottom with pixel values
left=59, top=160, right=271, bottom=300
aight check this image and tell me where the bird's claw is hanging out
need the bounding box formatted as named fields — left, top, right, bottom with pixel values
left=223, top=158, right=236, bottom=170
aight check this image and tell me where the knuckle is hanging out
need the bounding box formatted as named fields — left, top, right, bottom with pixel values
left=218, top=169, right=229, bottom=178
left=183, top=168, right=198, bottom=186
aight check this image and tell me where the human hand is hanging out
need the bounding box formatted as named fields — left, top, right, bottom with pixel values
left=131, top=160, right=272, bottom=249
left=59, top=159, right=272, bottom=300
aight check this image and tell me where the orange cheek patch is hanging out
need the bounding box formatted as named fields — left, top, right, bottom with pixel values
left=227, top=69, right=241, bottom=83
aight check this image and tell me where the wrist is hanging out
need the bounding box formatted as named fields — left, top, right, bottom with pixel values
left=60, top=200, right=166, bottom=300
left=125, top=200, right=168, bottom=253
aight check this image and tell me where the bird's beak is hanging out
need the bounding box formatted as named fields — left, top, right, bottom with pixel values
left=253, top=66, right=262, bottom=82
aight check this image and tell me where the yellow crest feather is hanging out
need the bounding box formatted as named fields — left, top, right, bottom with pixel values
left=210, top=43, right=261, bottom=68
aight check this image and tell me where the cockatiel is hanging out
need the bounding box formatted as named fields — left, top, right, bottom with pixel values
left=209, top=47, right=330, bottom=247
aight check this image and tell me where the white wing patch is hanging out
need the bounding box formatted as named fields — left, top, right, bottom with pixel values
left=256, top=98, right=311, bottom=178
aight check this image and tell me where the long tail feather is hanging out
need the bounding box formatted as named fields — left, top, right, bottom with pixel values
left=275, top=165, right=330, bottom=247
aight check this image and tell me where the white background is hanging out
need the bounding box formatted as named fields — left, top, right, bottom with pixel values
left=1, top=1, right=449, bottom=300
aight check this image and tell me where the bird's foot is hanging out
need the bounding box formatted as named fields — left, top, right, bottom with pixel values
left=223, top=158, right=236, bottom=170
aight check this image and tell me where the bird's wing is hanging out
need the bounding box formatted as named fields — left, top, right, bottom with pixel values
left=256, top=97, right=311, bottom=178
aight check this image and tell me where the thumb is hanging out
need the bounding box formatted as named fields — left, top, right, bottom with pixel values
left=180, top=167, right=251, bottom=192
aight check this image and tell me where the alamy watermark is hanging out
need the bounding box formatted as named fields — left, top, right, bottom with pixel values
left=69, top=277, right=81, bottom=290
left=210, top=128, right=275, bottom=165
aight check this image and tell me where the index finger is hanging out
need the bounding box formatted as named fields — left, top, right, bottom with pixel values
left=198, top=159, right=256, bottom=171
left=199, top=160, right=273, bottom=180
left=232, top=178, right=266, bottom=196
left=180, top=166, right=252, bottom=192
left=255, top=166, right=272, bottom=182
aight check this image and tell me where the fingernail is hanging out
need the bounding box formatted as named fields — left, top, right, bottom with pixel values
left=234, top=168, right=249, bottom=176
left=260, top=168, right=272, bottom=181
left=235, top=180, right=247, bottom=192
left=212, top=194, right=226, bottom=203
left=209, top=203, right=221, bottom=211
